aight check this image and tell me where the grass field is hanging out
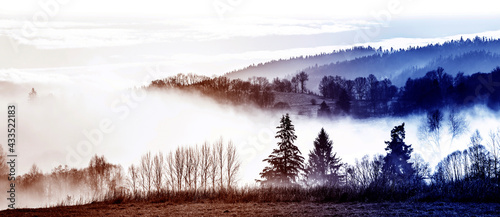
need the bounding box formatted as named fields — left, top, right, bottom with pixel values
left=2, top=201, right=500, bottom=216
left=273, top=92, right=334, bottom=117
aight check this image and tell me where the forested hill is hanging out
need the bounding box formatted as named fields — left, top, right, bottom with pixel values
left=225, top=47, right=377, bottom=81
left=225, top=37, right=500, bottom=91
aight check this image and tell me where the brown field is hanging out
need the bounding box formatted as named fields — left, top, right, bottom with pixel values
left=273, top=92, right=333, bottom=117
left=2, top=202, right=500, bottom=217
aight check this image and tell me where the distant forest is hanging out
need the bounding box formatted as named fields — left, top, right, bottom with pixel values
left=227, top=37, right=500, bottom=90
left=146, top=66, right=500, bottom=118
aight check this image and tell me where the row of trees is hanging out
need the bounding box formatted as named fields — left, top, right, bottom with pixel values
left=0, top=139, right=241, bottom=207
left=434, top=129, right=500, bottom=183
left=2, top=113, right=499, bottom=205
left=315, top=66, right=500, bottom=118
left=127, top=140, right=240, bottom=197
left=304, top=37, right=500, bottom=89
left=319, top=74, right=398, bottom=116
left=396, top=67, right=500, bottom=113
left=146, top=66, right=500, bottom=120
left=258, top=114, right=344, bottom=187
left=272, top=71, right=309, bottom=93
left=257, top=113, right=500, bottom=202
left=258, top=114, right=418, bottom=192
left=147, top=71, right=313, bottom=109
left=148, top=74, right=275, bottom=108
left=0, top=154, right=124, bottom=207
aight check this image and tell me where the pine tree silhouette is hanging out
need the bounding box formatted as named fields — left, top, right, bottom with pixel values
left=305, top=128, right=342, bottom=186
left=382, top=123, right=415, bottom=185
left=259, top=113, right=304, bottom=186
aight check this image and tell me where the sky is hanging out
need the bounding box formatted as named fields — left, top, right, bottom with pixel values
left=1, top=0, right=500, bottom=187
left=1, top=0, right=500, bottom=88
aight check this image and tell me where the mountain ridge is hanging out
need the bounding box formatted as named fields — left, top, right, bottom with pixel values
left=225, top=36, right=500, bottom=92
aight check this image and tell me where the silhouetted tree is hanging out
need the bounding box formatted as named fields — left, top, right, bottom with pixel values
left=200, top=142, right=211, bottom=193
left=354, top=77, right=368, bottom=100
left=305, top=128, right=342, bottom=186
left=153, top=152, right=165, bottom=192
left=487, top=129, right=500, bottom=180
left=139, top=152, right=153, bottom=194
left=448, top=109, right=468, bottom=141
left=467, top=130, right=490, bottom=180
left=215, top=139, right=226, bottom=191
left=226, top=141, right=241, bottom=190
left=367, top=74, right=379, bottom=113
left=336, top=89, right=351, bottom=114
left=127, top=164, right=138, bottom=197
left=345, top=154, right=384, bottom=189
left=174, top=147, right=185, bottom=191
left=259, top=114, right=304, bottom=186
left=317, top=101, right=331, bottom=118
left=297, top=71, right=309, bottom=93
left=410, top=153, right=431, bottom=185
left=382, top=123, right=414, bottom=186
left=291, top=76, right=299, bottom=93
left=427, top=109, right=443, bottom=133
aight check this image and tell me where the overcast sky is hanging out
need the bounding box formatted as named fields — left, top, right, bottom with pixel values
left=1, top=0, right=500, bottom=83
left=2, top=0, right=499, bottom=19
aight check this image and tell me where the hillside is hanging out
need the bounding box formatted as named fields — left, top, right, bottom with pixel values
left=225, top=47, right=377, bottom=81
left=272, top=92, right=335, bottom=117
left=225, top=37, right=500, bottom=92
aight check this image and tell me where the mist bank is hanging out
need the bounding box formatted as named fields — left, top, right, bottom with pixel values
left=1, top=82, right=498, bottom=179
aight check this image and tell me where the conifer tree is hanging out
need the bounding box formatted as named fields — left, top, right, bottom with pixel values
left=259, top=113, right=304, bottom=186
left=305, top=128, right=342, bottom=186
left=382, top=123, right=415, bottom=185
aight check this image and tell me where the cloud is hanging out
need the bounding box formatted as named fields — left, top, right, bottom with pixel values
left=0, top=19, right=359, bottom=49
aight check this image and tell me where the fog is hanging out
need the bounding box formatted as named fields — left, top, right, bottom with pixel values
left=1, top=81, right=499, bottom=208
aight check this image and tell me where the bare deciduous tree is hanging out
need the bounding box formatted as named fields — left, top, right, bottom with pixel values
left=153, top=152, right=164, bottom=192
left=166, top=152, right=177, bottom=192
left=191, top=146, right=200, bottom=193
left=467, top=130, right=490, bottom=179
left=174, top=147, right=185, bottom=191
left=127, top=164, right=138, bottom=197
left=410, top=153, right=431, bottom=184
left=487, top=129, right=500, bottom=179
left=226, top=141, right=241, bottom=190
left=200, top=142, right=211, bottom=193
left=210, top=142, right=219, bottom=192
left=139, top=152, right=153, bottom=194
left=215, top=138, right=226, bottom=191
left=448, top=109, right=468, bottom=141
left=184, top=147, right=193, bottom=190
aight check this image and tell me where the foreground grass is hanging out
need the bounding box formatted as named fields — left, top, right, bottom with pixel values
left=2, top=201, right=500, bottom=217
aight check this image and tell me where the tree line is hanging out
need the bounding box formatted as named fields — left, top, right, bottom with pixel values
left=1, top=112, right=499, bottom=205
left=146, top=65, right=500, bottom=120
left=127, top=139, right=240, bottom=198
left=315, top=66, right=500, bottom=118
left=0, top=139, right=241, bottom=206
left=257, top=114, right=500, bottom=202
left=303, top=36, right=500, bottom=85
left=146, top=71, right=312, bottom=109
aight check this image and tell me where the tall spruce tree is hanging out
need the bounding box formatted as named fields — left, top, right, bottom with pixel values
left=382, top=123, right=415, bottom=185
left=259, top=113, right=304, bottom=186
left=305, top=128, right=342, bottom=186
